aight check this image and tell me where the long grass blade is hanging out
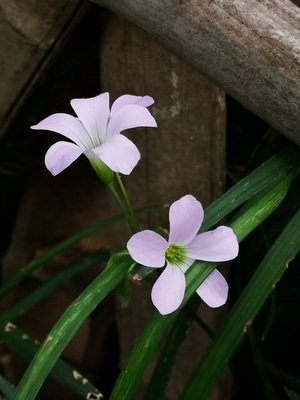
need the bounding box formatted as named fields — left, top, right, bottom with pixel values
left=0, top=205, right=160, bottom=300
left=180, top=207, right=300, bottom=400
left=0, top=251, right=109, bottom=324
left=0, top=323, right=103, bottom=399
left=9, top=253, right=133, bottom=400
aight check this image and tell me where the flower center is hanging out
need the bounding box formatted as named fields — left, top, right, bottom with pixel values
left=165, top=244, right=186, bottom=266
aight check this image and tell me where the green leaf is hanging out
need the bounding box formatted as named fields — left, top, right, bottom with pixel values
left=143, top=175, right=292, bottom=400
left=136, top=144, right=300, bottom=280
left=0, top=251, right=109, bottom=324
left=267, top=364, right=300, bottom=395
left=140, top=175, right=294, bottom=400
left=0, top=374, right=14, bottom=398
left=143, top=295, right=200, bottom=400
left=283, top=389, right=300, bottom=400
left=9, top=253, right=133, bottom=400
left=201, top=144, right=300, bottom=232
left=0, top=204, right=160, bottom=300
left=0, top=323, right=102, bottom=399
left=247, top=327, right=278, bottom=400
left=180, top=208, right=300, bottom=400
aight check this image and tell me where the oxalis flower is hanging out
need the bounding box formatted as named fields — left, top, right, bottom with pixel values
left=127, top=194, right=239, bottom=315
left=31, top=92, right=157, bottom=182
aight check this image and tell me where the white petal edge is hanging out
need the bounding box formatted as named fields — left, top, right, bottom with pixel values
left=127, top=230, right=168, bottom=267
left=169, top=194, right=204, bottom=245
left=31, top=113, right=89, bottom=147
left=92, top=134, right=140, bottom=174
left=71, top=93, right=110, bottom=144
left=196, top=269, right=228, bottom=308
left=45, top=141, right=84, bottom=175
left=151, top=264, right=186, bottom=315
left=187, top=226, right=239, bottom=262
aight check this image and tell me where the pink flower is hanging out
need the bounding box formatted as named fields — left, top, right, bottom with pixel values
left=127, top=195, right=239, bottom=315
left=31, top=93, right=157, bottom=177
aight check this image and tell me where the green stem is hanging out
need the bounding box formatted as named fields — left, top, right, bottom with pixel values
left=90, top=159, right=139, bottom=232
left=108, top=178, right=139, bottom=234
left=107, top=182, right=132, bottom=230
left=115, top=173, right=140, bottom=232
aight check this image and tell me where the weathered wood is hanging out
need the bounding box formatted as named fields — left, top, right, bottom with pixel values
left=100, top=13, right=228, bottom=399
left=94, top=0, right=300, bottom=145
left=0, top=0, right=89, bottom=138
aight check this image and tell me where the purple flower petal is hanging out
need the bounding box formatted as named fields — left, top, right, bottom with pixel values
left=151, top=264, right=186, bottom=315
left=111, top=94, right=154, bottom=115
left=107, top=104, right=157, bottom=136
left=45, top=141, right=84, bottom=175
left=31, top=113, right=89, bottom=147
left=92, top=134, right=140, bottom=174
left=127, top=230, right=168, bottom=267
left=71, top=93, right=110, bottom=143
left=169, top=195, right=204, bottom=245
left=135, top=95, right=155, bottom=107
left=32, top=92, right=157, bottom=177
left=187, top=226, right=239, bottom=262
left=196, top=269, right=228, bottom=308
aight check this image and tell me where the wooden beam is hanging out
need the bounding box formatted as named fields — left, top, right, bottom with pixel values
left=94, top=0, right=300, bottom=145
left=0, top=0, right=90, bottom=138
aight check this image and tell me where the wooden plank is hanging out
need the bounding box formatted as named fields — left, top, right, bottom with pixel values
left=0, top=0, right=89, bottom=138
left=95, top=0, right=300, bottom=145
left=100, top=13, right=228, bottom=399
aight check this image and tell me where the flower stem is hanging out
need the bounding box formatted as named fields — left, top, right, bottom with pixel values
left=107, top=179, right=139, bottom=233
left=115, top=173, right=140, bottom=233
